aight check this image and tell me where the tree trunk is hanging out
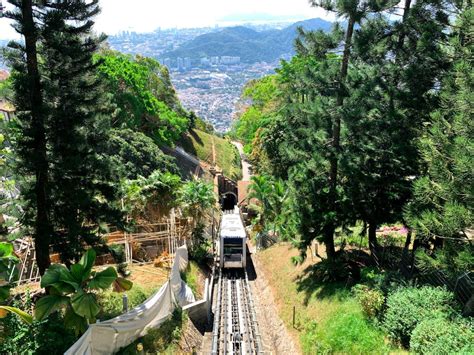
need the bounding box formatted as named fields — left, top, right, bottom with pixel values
left=396, top=0, right=412, bottom=51
left=400, top=228, right=412, bottom=276
left=324, top=224, right=336, bottom=261
left=22, top=0, right=51, bottom=275
left=368, top=222, right=378, bottom=258
left=326, top=15, right=356, bottom=262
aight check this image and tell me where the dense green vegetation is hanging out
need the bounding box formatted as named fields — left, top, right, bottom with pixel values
left=231, top=75, right=278, bottom=155
left=236, top=0, right=473, bottom=353
left=301, top=300, right=391, bottom=354
left=0, top=0, right=220, bottom=353
left=238, top=0, right=472, bottom=269
left=96, top=52, right=189, bottom=145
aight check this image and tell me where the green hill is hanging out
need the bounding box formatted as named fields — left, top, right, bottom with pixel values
left=161, top=18, right=333, bottom=64
left=179, top=129, right=242, bottom=181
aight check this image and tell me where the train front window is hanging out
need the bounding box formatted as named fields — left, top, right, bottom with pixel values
left=223, top=238, right=243, bottom=255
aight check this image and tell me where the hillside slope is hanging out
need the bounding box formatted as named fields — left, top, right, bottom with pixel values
left=178, top=129, right=242, bottom=181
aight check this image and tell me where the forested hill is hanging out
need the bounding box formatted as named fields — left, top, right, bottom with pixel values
left=162, top=18, right=333, bottom=63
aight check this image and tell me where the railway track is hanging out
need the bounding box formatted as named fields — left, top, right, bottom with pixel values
left=211, top=269, right=263, bottom=354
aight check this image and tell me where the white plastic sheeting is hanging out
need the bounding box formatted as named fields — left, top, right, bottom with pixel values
left=65, top=245, right=195, bottom=355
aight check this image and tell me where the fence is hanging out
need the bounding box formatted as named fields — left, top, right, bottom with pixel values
left=370, top=236, right=473, bottom=310
left=65, top=245, right=195, bottom=355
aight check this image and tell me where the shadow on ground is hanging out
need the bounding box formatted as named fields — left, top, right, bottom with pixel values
left=295, top=249, right=374, bottom=306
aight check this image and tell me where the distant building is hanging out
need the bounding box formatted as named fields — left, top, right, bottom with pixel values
left=220, top=56, right=240, bottom=65
left=210, top=56, right=219, bottom=65
left=200, top=57, right=210, bottom=66
left=177, top=57, right=184, bottom=71
left=184, top=57, right=191, bottom=70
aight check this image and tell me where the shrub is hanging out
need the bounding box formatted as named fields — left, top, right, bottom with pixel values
left=189, top=223, right=211, bottom=264
left=353, top=284, right=385, bottom=319
left=97, top=286, right=151, bottom=320
left=0, top=296, right=76, bottom=354
left=410, top=317, right=474, bottom=354
left=301, top=301, right=390, bottom=354
left=383, top=286, right=456, bottom=347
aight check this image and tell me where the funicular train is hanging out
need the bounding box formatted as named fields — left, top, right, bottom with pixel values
left=218, top=207, right=247, bottom=269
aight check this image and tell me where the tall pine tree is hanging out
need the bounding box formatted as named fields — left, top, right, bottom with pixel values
left=346, top=0, right=451, bottom=255
left=5, top=0, right=52, bottom=274
left=6, top=0, right=123, bottom=267
left=40, top=0, right=122, bottom=263
left=406, top=3, right=473, bottom=244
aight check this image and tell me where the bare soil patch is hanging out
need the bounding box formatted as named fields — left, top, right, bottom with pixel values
left=248, top=244, right=300, bottom=354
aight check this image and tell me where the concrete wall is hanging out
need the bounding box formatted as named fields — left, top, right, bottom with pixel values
left=183, top=278, right=211, bottom=325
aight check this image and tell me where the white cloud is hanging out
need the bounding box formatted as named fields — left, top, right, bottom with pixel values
left=0, top=0, right=334, bottom=39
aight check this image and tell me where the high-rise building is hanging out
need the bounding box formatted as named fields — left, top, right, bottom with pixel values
left=220, top=56, right=240, bottom=65
left=184, top=57, right=191, bottom=69
left=177, top=57, right=184, bottom=71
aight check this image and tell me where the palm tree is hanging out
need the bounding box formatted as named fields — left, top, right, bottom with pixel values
left=179, top=178, right=216, bottom=227
left=248, top=175, right=272, bottom=232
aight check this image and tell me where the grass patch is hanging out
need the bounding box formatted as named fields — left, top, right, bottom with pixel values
left=179, top=129, right=242, bottom=180
left=97, top=285, right=156, bottom=320
left=117, top=308, right=186, bottom=354
left=180, top=260, right=205, bottom=299
left=256, top=243, right=403, bottom=354
left=301, top=300, right=391, bottom=354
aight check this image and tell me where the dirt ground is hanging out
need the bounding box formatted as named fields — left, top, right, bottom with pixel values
left=247, top=244, right=301, bottom=355
left=12, top=263, right=170, bottom=296
left=127, top=263, right=170, bottom=291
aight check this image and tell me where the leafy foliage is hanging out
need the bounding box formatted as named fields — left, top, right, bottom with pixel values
left=248, top=175, right=298, bottom=241
left=96, top=52, right=189, bottom=145
left=106, top=128, right=178, bottom=180
left=35, top=249, right=132, bottom=335
left=6, top=0, right=125, bottom=269
left=352, top=284, right=385, bottom=319
left=188, top=223, right=211, bottom=264
left=383, top=286, right=456, bottom=346
left=117, top=307, right=185, bottom=354
left=0, top=242, right=18, bottom=302
left=231, top=75, right=278, bottom=154
left=179, top=179, right=215, bottom=226
left=97, top=285, right=151, bottom=320
left=120, top=170, right=182, bottom=219
left=0, top=296, right=76, bottom=355
left=415, top=243, right=474, bottom=278
left=410, top=317, right=474, bottom=354
left=0, top=242, right=33, bottom=323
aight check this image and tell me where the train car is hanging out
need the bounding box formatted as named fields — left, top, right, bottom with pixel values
left=219, top=207, right=247, bottom=269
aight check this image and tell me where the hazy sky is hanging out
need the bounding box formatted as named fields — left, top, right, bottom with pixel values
left=0, top=0, right=334, bottom=39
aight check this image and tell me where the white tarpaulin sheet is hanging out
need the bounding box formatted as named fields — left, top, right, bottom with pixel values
left=65, top=245, right=195, bottom=355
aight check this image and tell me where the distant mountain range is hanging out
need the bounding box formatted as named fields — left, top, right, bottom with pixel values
left=161, top=18, right=333, bottom=64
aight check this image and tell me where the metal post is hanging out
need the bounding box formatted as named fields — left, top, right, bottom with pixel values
left=293, top=305, right=296, bottom=328
left=122, top=293, right=129, bottom=313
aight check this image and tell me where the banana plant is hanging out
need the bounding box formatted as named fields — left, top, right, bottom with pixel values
left=0, top=242, right=33, bottom=323
left=35, top=248, right=133, bottom=334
